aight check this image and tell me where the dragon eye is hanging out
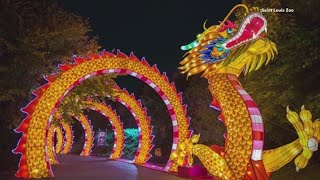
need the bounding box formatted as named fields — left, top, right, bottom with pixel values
left=217, top=47, right=223, bottom=52
left=227, top=28, right=233, bottom=34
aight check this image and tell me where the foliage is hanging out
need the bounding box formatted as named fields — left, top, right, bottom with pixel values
left=104, top=128, right=139, bottom=159
left=105, top=97, right=137, bottom=129
left=52, top=74, right=118, bottom=126
left=0, top=0, right=100, bottom=128
left=122, top=128, right=139, bottom=159
left=173, top=73, right=226, bottom=146
left=139, top=84, right=173, bottom=161
left=138, top=73, right=227, bottom=163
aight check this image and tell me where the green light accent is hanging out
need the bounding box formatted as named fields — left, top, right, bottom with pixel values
left=181, top=40, right=199, bottom=51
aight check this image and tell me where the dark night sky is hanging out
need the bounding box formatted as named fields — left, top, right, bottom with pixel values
left=61, top=0, right=241, bottom=77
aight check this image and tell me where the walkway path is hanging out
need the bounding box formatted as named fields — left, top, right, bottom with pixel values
left=51, top=155, right=184, bottom=180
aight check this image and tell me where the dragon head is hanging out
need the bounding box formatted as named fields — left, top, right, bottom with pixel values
left=179, top=4, right=277, bottom=78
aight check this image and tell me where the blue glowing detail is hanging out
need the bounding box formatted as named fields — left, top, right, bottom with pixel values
left=199, top=38, right=230, bottom=63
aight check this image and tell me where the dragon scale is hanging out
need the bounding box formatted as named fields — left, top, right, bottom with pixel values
left=192, top=73, right=265, bottom=179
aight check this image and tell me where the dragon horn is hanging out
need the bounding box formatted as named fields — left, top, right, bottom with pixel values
left=203, top=19, right=208, bottom=30
left=218, top=4, right=249, bottom=28
left=181, top=40, right=199, bottom=51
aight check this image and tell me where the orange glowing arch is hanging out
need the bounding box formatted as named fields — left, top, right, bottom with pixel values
left=74, top=114, right=94, bottom=156
left=13, top=50, right=191, bottom=178
left=112, top=85, right=153, bottom=164
left=47, top=115, right=94, bottom=165
left=48, top=100, right=124, bottom=162
left=85, top=100, right=125, bottom=159
left=47, top=125, right=63, bottom=165
left=54, top=127, right=63, bottom=154
left=60, top=122, right=73, bottom=154
left=59, top=86, right=153, bottom=163
left=47, top=101, right=125, bottom=165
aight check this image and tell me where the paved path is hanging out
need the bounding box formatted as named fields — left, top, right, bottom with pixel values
left=51, top=155, right=184, bottom=180
left=53, top=155, right=185, bottom=180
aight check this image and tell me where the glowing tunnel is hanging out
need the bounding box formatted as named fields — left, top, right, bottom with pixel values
left=85, top=100, right=125, bottom=159
left=58, top=85, right=153, bottom=163
left=14, top=50, right=191, bottom=178
left=60, top=122, right=74, bottom=154
left=50, top=115, right=92, bottom=157
left=47, top=100, right=124, bottom=163
left=112, top=85, right=153, bottom=164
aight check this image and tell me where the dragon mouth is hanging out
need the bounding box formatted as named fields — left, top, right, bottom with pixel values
left=224, top=12, right=267, bottom=49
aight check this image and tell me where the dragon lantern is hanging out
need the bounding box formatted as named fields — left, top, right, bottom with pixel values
left=176, top=4, right=319, bottom=180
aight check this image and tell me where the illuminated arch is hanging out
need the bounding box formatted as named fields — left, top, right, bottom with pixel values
left=60, top=122, right=74, bottom=154
left=47, top=125, right=59, bottom=165
left=85, top=100, right=125, bottom=159
left=47, top=100, right=124, bottom=163
left=58, top=86, right=153, bottom=163
left=50, top=115, right=93, bottom=157
left=54, top=127, right=63, bottom=154
left=73, top=114, right=94, bottom=157
left=47, top=125, right=63, bottom=165
left=112, top=85, right=153, bottom=164
left=14, top=50, right=190, bottom=178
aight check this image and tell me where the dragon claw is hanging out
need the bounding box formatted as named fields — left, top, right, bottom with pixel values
left=286, top=105, right=291, bottom=113
left=285, top=105, right=320, bottom=171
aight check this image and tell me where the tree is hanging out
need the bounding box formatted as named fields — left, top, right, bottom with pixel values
left=139, top=83, right=174, bottom=164
left=122, top=128, right=139, bottom=159
left=178, top=74, right=226, bottom=146
left=52, top=74, right=118, bottom=126
left=0, top=0, right=100, bottom=128
left=0, top=0, right=105, bottom=172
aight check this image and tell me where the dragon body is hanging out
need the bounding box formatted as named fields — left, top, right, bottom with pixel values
left=175, top=4, right=320, bottom=180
